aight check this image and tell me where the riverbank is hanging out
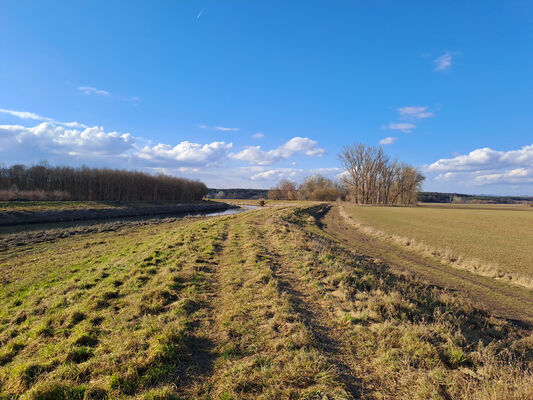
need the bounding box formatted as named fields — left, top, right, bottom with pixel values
left=0, top=201, right=237, bottom=226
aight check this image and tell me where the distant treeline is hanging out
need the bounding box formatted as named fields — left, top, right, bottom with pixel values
left=419, top=192, right=533, bottom=204
left=0, top=164, right=208, bottom=201
left=206, top=188, right=268, bottom=200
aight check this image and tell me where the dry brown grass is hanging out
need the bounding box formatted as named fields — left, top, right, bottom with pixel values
left=340, top=203, right=533, bottom=289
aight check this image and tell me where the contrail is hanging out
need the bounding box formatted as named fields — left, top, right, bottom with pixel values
left=197, top=8, right=204, bottom=19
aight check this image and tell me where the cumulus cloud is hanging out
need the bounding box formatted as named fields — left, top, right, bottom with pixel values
left=252, top=132, right=264, bottom=139
left=474, top=168, right=533, bottom=184
left=78, top=86, right=111, bottom=96
left=0, top=122, right=135, bottom=157
left=427, top=144, right=533, bottom=172
left=383, top=122, right=416, bottom=133
left=379, top=136, right=397, bottom=145
left=0, top=109, right=331, bottom=187
left=434, top=52, right=452, bottom=71
left=398, top=106, right=434, bottom=120
left=423, top=144, right=533, bottom=193
left=136, top=141, right=233, bottom=166
left=231, top=137, right=326, bottom=166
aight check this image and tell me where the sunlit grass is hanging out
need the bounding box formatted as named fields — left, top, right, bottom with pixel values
left=1, top=204, right=531, bottom=399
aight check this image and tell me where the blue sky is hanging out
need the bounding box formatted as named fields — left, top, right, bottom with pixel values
left=1, top=1, right=532, bottom=194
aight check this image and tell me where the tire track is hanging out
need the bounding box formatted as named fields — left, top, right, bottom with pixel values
left=260, top=219, right=362, bottom=399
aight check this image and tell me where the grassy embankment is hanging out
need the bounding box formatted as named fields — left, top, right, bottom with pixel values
left=0, top=201, right=219, bottom=213
left=1, top=204, right=532, bottom=399
left=0, top=202, right=122, bottom=212
left=340, top=203, right=533, bottom=289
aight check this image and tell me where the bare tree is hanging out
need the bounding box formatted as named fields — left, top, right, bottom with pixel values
left=298, top=175, right=343, bottom=201
left=338, top=143, right=424, bottom=205
left=268, top=179, right=298, bottom=200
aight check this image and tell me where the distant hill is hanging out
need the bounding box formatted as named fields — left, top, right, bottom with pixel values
left=419, top=192, right=533, bottom=204
left=206, top=188, right=269, bottom=200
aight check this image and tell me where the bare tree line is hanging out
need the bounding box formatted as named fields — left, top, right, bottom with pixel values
left=338, top=143, right=425, bottom=205
left=268, top=175, right=347, bottom=201
left=269, top=143, right=425, bottom=205
left=0, top=164, right=208, bottom=202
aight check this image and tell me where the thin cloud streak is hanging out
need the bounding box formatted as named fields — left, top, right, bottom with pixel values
left=78, top=86, right=111, bottom=96
left=214, top=126, right=239, bottom=132
left=434, top=52, right=452, bottom=71
left=0, top=108, right=87, bottom=128
left=382, top=122, right=416, bottom=133
left=198, top=125, right=239, bottom=132
left=379, top=137, right=397, bottom=145
left=398, top=106, right=434, bottom=120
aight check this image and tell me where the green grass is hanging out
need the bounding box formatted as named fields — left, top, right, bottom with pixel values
left=0, top=200, right=207, bottom=213
left=1, top=204, right=532, bottom=399
left=341, top=203, right=533, bottom=288
left=0, top=201, right=121, bottom=212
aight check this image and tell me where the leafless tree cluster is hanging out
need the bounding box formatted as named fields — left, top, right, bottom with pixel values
left=268, top=175, right=346, bottom=201
left=298, top=175, right=347, bottom=201
left=338, top=143, right=425, bottom=205
left=0, top=164, right=208, bottom=201
left=268, top=179, right=298, bottom=200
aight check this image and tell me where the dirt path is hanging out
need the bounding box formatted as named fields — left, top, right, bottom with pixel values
left=326, top=205, right=533, bottom=326
left=261, top=222, right=362, bottom=398
left=175, top=218, right=231, bottom=398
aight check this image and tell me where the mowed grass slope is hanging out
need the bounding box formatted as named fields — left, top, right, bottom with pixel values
left=341, top=203, right=533, bottom=288
left=0, top=205, right=532, bottom=399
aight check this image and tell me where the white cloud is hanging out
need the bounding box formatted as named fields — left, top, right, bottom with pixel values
left=424, top=144, right=533, bottom=193
left=252, top=132, right=264, bottom=139
left=0, top=108, right=87, bottom=129
left=426, top=144, right=533, bottom=172
left=137, top=141, right=233, bottom=166
left=214, top=126, right=239, bottom=132
left=78, top=86, right=111, bottom=96
left=383, top=122, right=416, bottom=133
left=398, top=106, right=434, bottom=120
left=0, top=108, right=333, bottom=188
left=198, top=125, right=239, bottom=132
left=474, top=168, right=533, bottom=184
left=250, top=167, right=341, bottom=181
left=231, top=137, right=326, bottom=166
left=0, top=122, right=135, bottom=157
left=379, top=137, right=397, bottom=145
left=0, top=108, right=46, bottom=120
left=434, top=52, right=452, bottom=71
